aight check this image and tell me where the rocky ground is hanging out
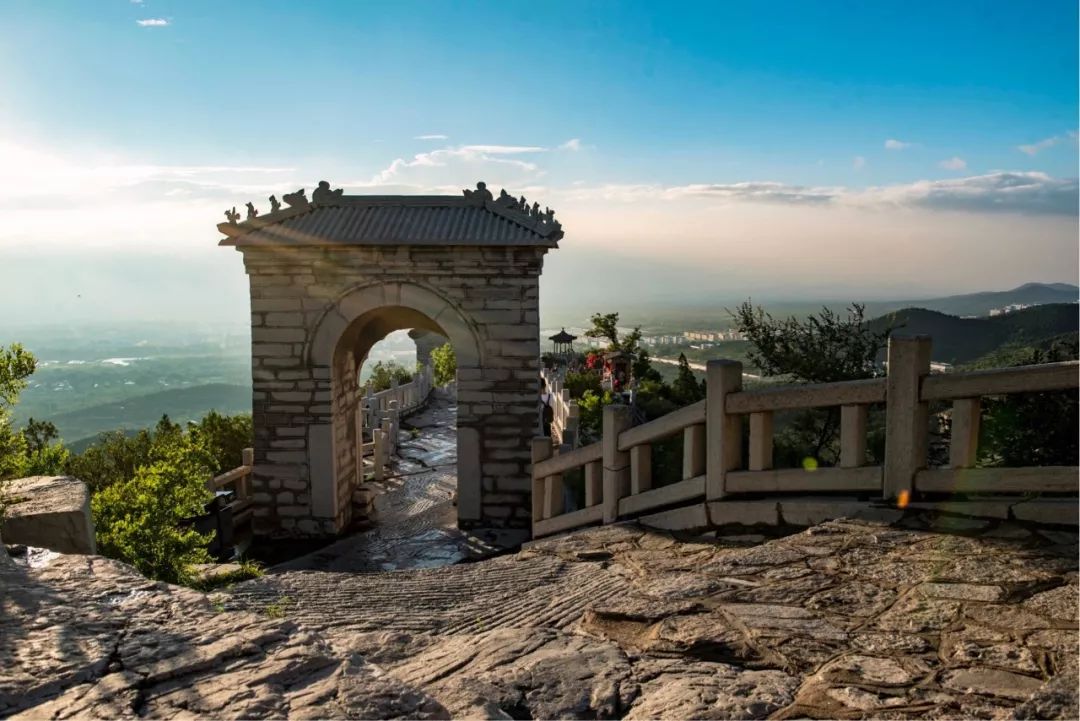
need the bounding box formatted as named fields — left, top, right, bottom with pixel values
left=3, top=394, right=1077, bottom=718
left=4, top=514, right=1077, bottom=719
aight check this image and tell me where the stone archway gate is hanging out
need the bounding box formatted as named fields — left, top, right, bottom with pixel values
left=218, top=182, right=562, bottom=536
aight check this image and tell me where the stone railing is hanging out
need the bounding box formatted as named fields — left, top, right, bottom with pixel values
left=357, top=365, right=435, bottom=482
left=209, top=447, right=254, bottom=528
left=531, top=336, right=1079, bottom=538
left=541, top=366, right=580, bottom=447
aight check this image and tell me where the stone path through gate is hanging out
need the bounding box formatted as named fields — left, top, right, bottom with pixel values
left=270, top=390, right=509, bottom=573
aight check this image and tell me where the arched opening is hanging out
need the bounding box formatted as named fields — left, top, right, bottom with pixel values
left=307, top=282, right=484, bottom=532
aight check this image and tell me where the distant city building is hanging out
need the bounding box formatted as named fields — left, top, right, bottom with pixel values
left=989, top=303, right=1037, bottom=316
left=685, top=330, right=745, bottom=342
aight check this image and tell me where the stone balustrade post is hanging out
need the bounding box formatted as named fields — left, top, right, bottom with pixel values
left=706, top=360, right=743, bottom=501
left=531, top=436, right=552, bottom=524
left=884, top=336, right=932, bottom=501
left=602, top=404, right=632, bottom=523
left=373, top=429, right=386, bottom=482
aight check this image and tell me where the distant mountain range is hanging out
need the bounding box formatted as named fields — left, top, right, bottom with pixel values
left=862, top=282, right=1078, bottom=319
left=867, top=302, right=1079, bottom=364
left=560, top=282, right=1080, bottom=334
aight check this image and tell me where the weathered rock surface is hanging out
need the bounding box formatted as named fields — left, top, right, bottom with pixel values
left=0, top=553, right=448, bottom=719
left=2, top=475, right=96, bottom=554
left=4, top=518, right=1078, bottom=719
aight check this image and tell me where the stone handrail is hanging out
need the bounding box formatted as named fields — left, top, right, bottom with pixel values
left=210, top=447, right=255, bottom=528
left=532, top=336, right=1080, bottom=538
left=541, top=366, right=580, bottom=447
left=210, top=447, right=254, bottom=501
left=355, top=365, right=435, bottom=481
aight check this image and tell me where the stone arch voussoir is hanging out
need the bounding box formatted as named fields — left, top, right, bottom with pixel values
left=307, top=280, right=482, bottom=369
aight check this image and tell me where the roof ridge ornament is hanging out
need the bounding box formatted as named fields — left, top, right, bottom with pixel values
left=224, top=206, right=241, bottom=225
left=462, top=181, right=493, bottom=206
left=474, top=181, right=562, bottom=236
left=312, top=180, right=344, bottom=207
left=245, top=202, right=258, bottom=220
left=282, top=188, right=309, bottom=209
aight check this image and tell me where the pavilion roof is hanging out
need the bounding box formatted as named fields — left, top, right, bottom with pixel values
left=549, top=329, right=577, bottom=343
left=217, top=181, right=563, bottom=247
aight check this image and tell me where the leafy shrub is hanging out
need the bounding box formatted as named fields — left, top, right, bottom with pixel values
left=977, top=337, right=1078, bottom=467
left=0, top=344, right=36, bottom=486
left=64, top=410, right=253, bottom=584
left=731, top=301, right=893, bottom=467
left=564, top=371, right=601, bottom=399
left=187, top=411, right=253, bottom=475
left=91, top=440, right=215, bottom=585
left=364, top=361, right=415, bottom=392
left=577, top=389, right=615, bottom=444
left=66, top=416, right=181, bottom=495
left=431, top=343, right=457, bottom=386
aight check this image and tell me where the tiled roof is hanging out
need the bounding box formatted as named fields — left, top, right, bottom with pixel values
left=218, top=191, right=562, bottom=248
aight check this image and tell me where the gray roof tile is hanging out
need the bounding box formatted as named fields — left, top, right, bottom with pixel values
left=218, top=194, right=562, bottom=247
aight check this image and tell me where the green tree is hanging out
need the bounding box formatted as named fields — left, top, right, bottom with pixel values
left=18, top=418, right=70, bottom=477
left=670, top=354, right=705, bottom=406
left=430, top=342, right=457, bottom=386
left=731, top=301, right=892, bottom=383
left=977, top=337, right=1078, bottom=467
left=364, top=360, right=415, bottom=392
left=92, top=439, right=215, bottom=585
left=584, top=312, right=661, bottom=383
left=576, top=389, right=615, bottom=444
left=1, top=345, right=37, bottom=512
left=65, top=427, right=157, bottom=495
left=563, top=370, right=602, bottom=399
left=187, top=411, right=253, bottom=475
left=730, top=301, right=894, bottom=466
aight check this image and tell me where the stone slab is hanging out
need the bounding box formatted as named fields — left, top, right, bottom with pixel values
left=1, top=476, right=96, bottom=554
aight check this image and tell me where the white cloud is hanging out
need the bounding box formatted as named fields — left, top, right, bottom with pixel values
left=1017, top=130, right=1078, bottom=156
left=560, top=172, right=1077, bottom=217
left=1, top=136, right=1075, bottom=324
left=136, top=18, right=169, bottom=27
left=939, top=157, right=967, bottom=171
left=0, top=140, right=296, bottom=208
left=884, top=139, right=915, bottom=150
left=368, top=145, right=545, bottom=187
left=414, top=134, right=448, bottom=140
left=856, top=172, right=1077, bottom=216
left=853, top=156, right=866, bottom=170
left=559, top=138, right=583, bottom=151
left=459, top=145, right=545, bottom=154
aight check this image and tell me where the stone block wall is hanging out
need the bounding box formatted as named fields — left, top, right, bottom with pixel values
left=238, top=244, right=546, bottom=537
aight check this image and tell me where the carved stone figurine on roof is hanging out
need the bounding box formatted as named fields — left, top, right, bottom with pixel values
left=462, top=181, right=562, bottom=235
left=462, top=181, right=494, bottom=203
left=312, top=180, right=344, bottom=206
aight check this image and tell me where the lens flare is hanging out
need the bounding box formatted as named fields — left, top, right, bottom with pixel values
left=801, top=457, right=818, bottom=471
left=897, top=489, right=911, bottom=509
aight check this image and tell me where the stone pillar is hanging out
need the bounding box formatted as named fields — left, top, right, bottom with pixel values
left=884, top=336, right=931, bottom=501
left=410, top=329, right=448, bottom=371
left=248, top=272, right=332, bottom=537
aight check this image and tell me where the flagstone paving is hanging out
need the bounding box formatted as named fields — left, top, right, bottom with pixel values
left=4, top=516, right=1077, bottom=719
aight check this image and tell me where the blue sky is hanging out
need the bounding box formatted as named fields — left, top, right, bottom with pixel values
left=0, top=0, right=1077, bottom=322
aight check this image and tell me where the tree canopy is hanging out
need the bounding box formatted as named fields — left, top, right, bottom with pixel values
left=730, top=301, right=892, bottom=383
left=430, top=343, right=457, bottom=386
